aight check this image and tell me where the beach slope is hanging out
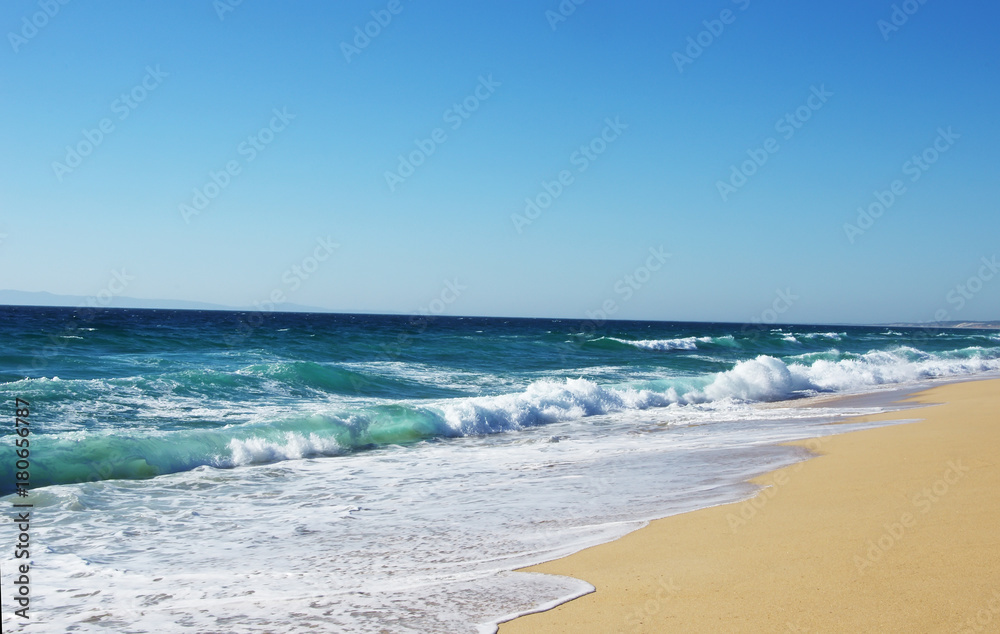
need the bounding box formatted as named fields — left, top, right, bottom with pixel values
left=500, top=379, right=1000, bottom=633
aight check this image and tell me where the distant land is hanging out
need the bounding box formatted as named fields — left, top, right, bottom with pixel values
left=885, top=321, right=1000, bottom=330
left=0, top=290, right=332, bottom=314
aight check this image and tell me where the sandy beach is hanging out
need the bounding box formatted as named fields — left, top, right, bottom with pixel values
left=500, top=378, right=1000, bottom=633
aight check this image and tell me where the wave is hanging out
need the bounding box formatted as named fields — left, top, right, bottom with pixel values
left=436, top=378, right=673, bottom=435
left=0, top=406, right=437, bottom=494
left=0, top=380, right=678, bottom=493
left=694, top=346, right=1000, bottom=403
left=604, top=335, right=735, bottom=351
left=766, top=331, right=847, bottom=346
left=5, top=345, right=999, bottom=494
left=800, top=332, right=845, bottom=340
left=1, top=363, right=467, bottom=412
left=239, top=361, right=464, bottom=398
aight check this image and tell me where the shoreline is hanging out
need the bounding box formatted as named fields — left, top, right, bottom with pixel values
left=499, top=377, right=1000, bottom=633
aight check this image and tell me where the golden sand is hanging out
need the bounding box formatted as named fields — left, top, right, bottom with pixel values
left=500, top=379, right=1000, bottom=633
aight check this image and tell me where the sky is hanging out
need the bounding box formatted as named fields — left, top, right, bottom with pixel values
left=1, top=0, right=998, bottom=324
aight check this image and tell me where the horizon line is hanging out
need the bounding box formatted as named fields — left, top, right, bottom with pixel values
left=1, top=301, right=997, bottom=330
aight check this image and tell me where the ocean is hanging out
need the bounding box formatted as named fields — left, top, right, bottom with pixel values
left=2, top=306, right=999, bottom=632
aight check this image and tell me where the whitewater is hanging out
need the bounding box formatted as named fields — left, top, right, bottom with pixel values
left=1, top=306, right=998, bottom=631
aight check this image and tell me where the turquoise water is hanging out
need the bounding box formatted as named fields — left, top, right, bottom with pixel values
left=2, top=306, right=999, bottom=494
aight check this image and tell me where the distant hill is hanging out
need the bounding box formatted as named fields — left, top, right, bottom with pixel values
left=885, top=321, right=1000, bottom=330
left=0, top=290, right=331, bottom=314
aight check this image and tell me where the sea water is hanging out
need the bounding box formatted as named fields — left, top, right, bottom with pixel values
left=1, top=307, right=998, bottom=631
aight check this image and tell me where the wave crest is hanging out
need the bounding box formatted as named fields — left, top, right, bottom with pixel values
left=5, top=345, right=999, bottom=493
left=606, top=335, right=734, bottom=351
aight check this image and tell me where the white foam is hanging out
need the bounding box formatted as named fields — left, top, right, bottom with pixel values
left=800, top=331, right=845, bottom=340
left=701, top=355, right=809, bottom=402
left=14, top=402, right=899, bottom=633
left=343, top=360, right=503, bottom=392
left=426, top=347, right=1000, bottom=434
left=610, top=336, right=715, bottom=351
left=436, top=378, right=673, bottom=435
left=482, top=575, right=595, bottom=634
left=225, top=432, right=343, bottom=466
left=693, top=349, right=1000, bottom=404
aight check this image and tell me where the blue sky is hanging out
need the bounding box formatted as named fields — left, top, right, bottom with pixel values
left=1, top=0, right=998, bottom=324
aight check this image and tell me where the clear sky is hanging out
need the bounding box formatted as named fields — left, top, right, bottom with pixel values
left=2, top=0, right=998, bottom=324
